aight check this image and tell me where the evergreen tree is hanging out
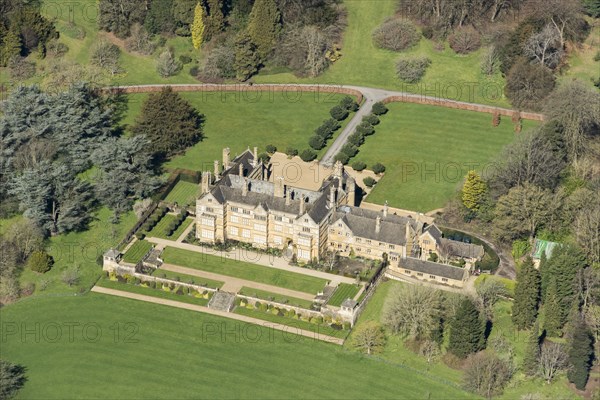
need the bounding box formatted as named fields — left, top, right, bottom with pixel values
left=247, top=0, right=281, bottom=58
left=567, top=316, right=594, bottom=390
left=448, top=298, right=485, bottom=358
left=522, top=321, right=540, bottom=376
left=1, top=29, right=22, bottom=67
left=461, top=170, right=487, bottom=212
left=145, top=0, right=176, bottom=34
left=132, top=87, right=204, bottom=162
left=204, top=0, right=225, bottom=41
left=191, top=2, right=205, bottom=49
left=512, top=256, right=541, bottom=329
left=544, top=279, right=562, bottom=337
left=234, top=32, right=260, bottom=81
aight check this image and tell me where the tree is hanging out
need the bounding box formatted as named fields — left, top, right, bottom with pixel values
left=330, top=105, right=349, bottom=121
left=461, top=171, right=487, bottom=212
left=234, top=32, right=260, bottom=81
left=90, top=40, right=121, bottom=76
left=448, top=28, right=481, bottom=54
left=395, top=57, right=431, bottom=84
left=476, top=278, right=507, bottom=317
left=98, top=0, right=147, bottom=38
left=372, top=18, right=420, bottom=51
left=382, top=284, right=441, bottom=339
left=504, top=59, right=556, bottom=111
left=584, top=304, right=600, bottom=344
left=132, top=87, right=204, bottom=162
left=124, top=23, right=154, bottom=55
left=522, top=322, right=541, bottom=376
left=61, top=266, right=80, bottom=287
left=4, top=219, right=43, bottom=263
left=27, top=250, right=53, bottom=273
left=463, top=351, right=513, bottom=399
left=191, top=2, right=205, bottom=49
left=372, top=163, right=386, bottom=174
left=523, top=24, right=563, bottom=69
left=493, top=184, right=554, bottom=242
left=538, top=340, right=567, bottom=383
left=299, top=149, right=317, bottom=162
left=543, top=279, right=563, bottom=337
left=567, top=317, right=594, bottom=390
left=574, top=200, right=600, bottom=263
left=198, top=45, right=236, bottom=82
left=448, top=298, right=485, bottom=358
left=512, top=257, right=541, bottom=330
left=371, top=102, right=388, bottom=115
left=352, top=161, right=366, bottom=171
left=351, top=321, right=386, bottom=355
left=204, top=0, right=225, bottom=41
left=419, top=340, right=440, bottom=364
left=363, top=177, right=376, bottom=188
left=526, top=0, right=587, bottom=47
left=544, top=81, right=600, bottom=162
left=1, top=29, right=22, bottom=67
left=156, top=48, right=182, bottom=77
left=583, top=0, right=600, bottom=17
left=308, top=135, right=325, bottom=150
left=247, top=0, right=281, bottom=59
left=0, top=360, right=26, bottom=399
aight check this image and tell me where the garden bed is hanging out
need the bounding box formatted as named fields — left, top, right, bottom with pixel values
left=149, top=269, right=224, bottom=290
left=238, top=286, right=314, bottom=309
left=122, top=240, right=153, bottom=264
left=327, top=283, right=361, bottom=307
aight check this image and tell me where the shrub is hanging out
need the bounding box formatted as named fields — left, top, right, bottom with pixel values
left=266, top=144, right=277, bottom=154
left=150, top=281, right=156, bottom=288
left=396, top=57, right=431, bottom=83
left=258, top=152, right=270, bottom=163
left=356, top=122, right=375, bottom=136
left=352, top=161, right=367, bottom=171
left=505, top=59, right=555, bottom=111
left=322, top=118, right=341, bottom=132
left=156, top=48, right=182, bottom=78
left=371, top=102, right=388, bottom=115
left=594, top=51, right=600, bottom=62
left=372, top=19, right=420, bottom=51
left=28, top=250, right=54, bottom=273
left=448, top=29, right=481, bottom=54
left=189, top=65, right=200, bottom=77
left=363, top=177, right=377, bottom=187
left=315, top=124, right=334, bottom=139
left=309, top=135, right=326, bottom=150
left=179, top=55, right=192, bottom=64
left=348, top=132, right=365, bottom=147
left=8, top=57, right=36, bottom=81
left=285, top=147, right=298, bottom=157
left=330, top=105, right=349, bottom=121
left=300, top=149, right=317, bottom=162
left=135, top=231, right=146, bottom=240
left=255, top=301, right=262, bottom=309
left=372, top=163, right=386, bottom=174
left=334, top=152, right=350, bottom=165
left=363, top=114, right=380, bottom=125
left=340, top=144, right=358, bottom=158
left=340, top=96, right=359, bottom=111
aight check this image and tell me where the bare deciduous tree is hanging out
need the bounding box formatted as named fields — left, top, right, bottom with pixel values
left=463, top=351, right=513, bottom=399
left=584, top=305, right=600, bottom=344
left=382, top=284, right=441, bottom=338
left=538, top=341, right=567, bottom=383
left=91, top=40, right=121, bottom=76
left=351, top=321, right=386, bottom=355
left=574, top=201, right=600, bottom=264
left=419, top=339, right=440, bottom=364
left=476, top=279, right=508, bottom=317
left=125, top=23, right=155, bottom=55
left=523, top=24, right=563, bottom=69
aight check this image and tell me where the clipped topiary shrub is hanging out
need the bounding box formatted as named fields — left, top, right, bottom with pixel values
left=330, top=105, right=349, bottom=121
left=340, top=96, right=359, bottom=111
left=356, top=122, right=375, bottom=136
left=300, top=149, right=317, bottom=162
left=372, top=163, right=386, bottom=174
left=363, top=114, right=380, bottom=125
left=334, top=152, right=350, bottom=165
left=340, top=144, right=358, bottom=158
left=322, top=118, right=341, bottom=132
left=396, top=56, right=432, bottom=83
left=371, top=102, right=388, bottom=115
left=372, top=18, right=420, bottom=51
left=352, top=161, right=367, bottom=171
left=309, top=135, right=326, bottom=150
left=363, top=177, right=377, bottom=187
left=27, top=250, right=54, bottom=274
left=285, top=147, right=298, bottom=157
left=348, top=132, right=365, bottom=147
left=266, top=144, right=277, bottom=154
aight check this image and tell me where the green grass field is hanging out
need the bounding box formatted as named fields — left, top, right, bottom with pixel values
left=146, top=215, right=193, bottom=240
left=96, top=277, right=210, bottom=306
left=162, top=247, right=327, bottom=294
left=122, top=240, right=153, bottom=264
left=238, top=286, right=314, bottom=309
left=163, top=181, right=199, bottom=207
left=0, top=294, right=475, bottom=399
left=122, top=91, right=348, bottom=171
left=354, top=102, right=539, bottom=212
left=328, top=283, right=361, bottom=307
left=150, top=268, right=224, bottom=289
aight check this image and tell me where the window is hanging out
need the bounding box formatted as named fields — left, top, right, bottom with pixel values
left=442, top=278, right=448, bottom=282
left=337, top=244, right=342, bottom=249
left=379, top=242, right=384, bottom=247
left=338, top=223, right=342, bottom=227
left=254, top=224, right=266, bottom=232
left=230, top=215, right=239, bottom=223
left=298, top=249, right=311, bottom=260
left=345, top=233, right=350, bottom=237
left=208, top=199, right=212, bottom=203
left=366, top=240, right=372, bottom=244
left=389, top=245, right=395, bottom=250
left=274, top=225, right=282, bottom=232
left=231, top=206, right=239, bottom=212
left=242, top=209, right=251, bottom=215
left=391, top=256, right=398, bottom=261
left=229, top=226, right=238, bottom=236
left=201, top=229, right=214, bottom=239
left=417, top=272, right=423, bottom=277
left=330, top=228, right=335, bottom=233
left=356, top=238, right=362, bottom=243
left=274, top=216, right=283, bottom=222
left=366, top=249, right=371, bottom=254
left=274, top=236, right=282, bottom=245
left=404, top=270, right=411, bottom=274
left=304, top=218, right=308, bottom=223
left=429, top=275, right=436, bottom=279
left=423, top=240, right=430, bottom=245
left=254, top=215, right=267, bottom=221
left=205, top=207, right=214, bottom=213
left=298, top=237, right=311, bottom=246
left=357, top=248, right=362, bottom=252
left=254, top=236, right=266, bottom=245
left=201, top=217, right=213, bottom=226
left=302, top=227, right=311, bottom=233
left=242, top=218, right=250, bottom=226
left=242, top=229, right=251, bottom=239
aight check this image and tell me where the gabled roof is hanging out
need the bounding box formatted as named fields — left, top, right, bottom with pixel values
left=440, top=238, right=484, bottom=260
left=422, top=224, right=443, bottom=243
left=341, top=298, right=358, bottom=309
left=400, top=257, right=467, bottom=281
left=104, top=248, right=121, bottom=259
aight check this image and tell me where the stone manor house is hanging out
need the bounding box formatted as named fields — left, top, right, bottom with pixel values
left=196, top=148, right=484, bottom=288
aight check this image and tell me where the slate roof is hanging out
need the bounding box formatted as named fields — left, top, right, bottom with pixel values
left=440, top=238, right=485, bottom=260
left=104, top=249, right=121, bottom=259
left=341, top=298, right=358, bottom=309
left=423, top=224, right=443, bottom=243
left=400, top=257, right=467, bottom=281
left=222, top=149, right=256, bottom=178
left=332, top=206, right=416, bottom=246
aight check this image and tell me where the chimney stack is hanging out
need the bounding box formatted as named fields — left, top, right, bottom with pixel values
left=201, top=171, right=212, bottom=194
left=242, top=178, right=248, bottom=196
left=329, top=185, right=336, bottom=209
left=252, top=147, right=258, bottom=167
left=347, top=178, right=356, bottom=207
left=214, top=160, right=220, bottom=178
left=300, top=194, right=306, bottom=215
left=334, top=160, right=343, bottom=178
left=274, top=176, right=284, bottom=198
left=383, top=201, right=388, bottom=218
left=376, top=216, right=381, bottom=234
left=239, top=163, right=244, bottom=177
left=222, top=148, right=231, bottom=170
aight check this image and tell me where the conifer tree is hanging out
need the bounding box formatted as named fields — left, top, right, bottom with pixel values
left=204, top=0, right=224, bottom=41
left=1, top=29, right=22, bottom=67
left=461, top=170, right=487, bottom=211
left=234, top=32, right=260, bottom=81
left=544, top=279, right=562, bottom=337
left=448, top=298, right=485, bottom=358
left=247, top=0, right=281, bottom=59
left=522, top=321, right=540, bottom=376
left=191, top=2, right=205, bottom=49
left=512, top=256, right=541, bottom=330
left=567, top=316, right=594, bottom=390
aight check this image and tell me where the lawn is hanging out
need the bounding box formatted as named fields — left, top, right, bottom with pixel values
left=150, top=268, right=224, bottom=290
left=122, top=91, right=348, bottom=171
left=122, top=240, right=153, bottom=264
left=163, top=180, right=198, bottom=207
left=353, top=102, right=540, bottom=212
left=16, top=207, right=137, bottom=296
left=238, top=286, right=314, bottom=309
left=161, top=247, right=327, bottom=294
left=146, top=215, right=193, bottom=240
left=328, top=283, right=361, bottom=307
left=0, top=294, right=476, bottom=399
left=95, top=277, right=210, bottom=307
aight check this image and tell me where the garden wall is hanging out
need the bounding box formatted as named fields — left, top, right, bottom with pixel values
left=360, top=201, right=435, bottom=224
